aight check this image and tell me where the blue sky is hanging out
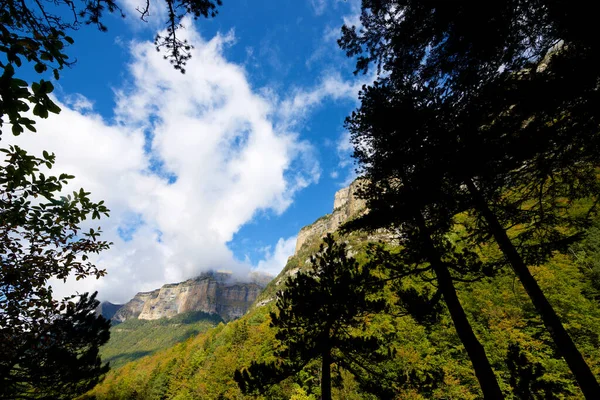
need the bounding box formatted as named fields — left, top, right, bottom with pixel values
left=9, top=0, right=370, bottom=303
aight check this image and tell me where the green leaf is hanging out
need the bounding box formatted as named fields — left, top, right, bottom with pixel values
left=46, top=101, right=61, bottom=114
left=12, top=124, right=23, bottom=136
left=33, top=104, right=49, bottom=119
left=34, top=63, right=46, bottom=73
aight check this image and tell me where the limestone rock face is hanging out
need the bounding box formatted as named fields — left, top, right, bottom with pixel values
left=295, top=179, right=367, bottom=254
left=113, top=272, right=264, bottom=323
left=112, top=290, right=159, bottom=323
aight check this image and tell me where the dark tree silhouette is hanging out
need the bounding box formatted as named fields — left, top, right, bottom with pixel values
left=0, top=146, right=112, bottom=397
left=0, top=0, right=222, bottom=136
left=344, top=82, right=504, bottom=398
left=0, top=146, right=111, bottom=339
left=0, top=292, right=111, bottom=399
left=340, top=1, right=600, bottom=396
left=236, top=234, right=386, bottom=400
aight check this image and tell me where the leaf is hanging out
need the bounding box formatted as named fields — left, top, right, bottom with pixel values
left=12, top=124, right=23, bottom=136
left=46, top=100, right=61, bottom=114
left=33, top=104, right=49, bottom=119
left=34, top=63, right=46, bottom=73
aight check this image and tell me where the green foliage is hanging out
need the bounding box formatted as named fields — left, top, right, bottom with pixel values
left=235, top=234, right=387, bottom=399
left=0, top=145, right=111, bottom=339
left=101, top=312, right=222, bottom=369
left=1, top=292, right=111, bottom=399
left=572, top=222, right=600, bottom=302
left=0, top=0, right=222, bottom=137
left=84, top=219, right=600, bottom=399
left=341, top=0, right=600, bottom=395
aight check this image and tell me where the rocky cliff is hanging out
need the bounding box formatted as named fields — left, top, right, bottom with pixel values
left=255, top=178, right=399, bottom=307
left=294, top=179, right=367, bottom=254
left=96, top=301, right=123, bottom=320
left=112, top=271, right=265, bottom=323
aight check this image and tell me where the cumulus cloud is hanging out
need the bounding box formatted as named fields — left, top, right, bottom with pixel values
left=278, top=72, right=365, bottom=129
left=329, top=130, right=358, bottom=186
left=254, top=236, right=298, bottom=276
left=6, top=21, right=362, bottom=304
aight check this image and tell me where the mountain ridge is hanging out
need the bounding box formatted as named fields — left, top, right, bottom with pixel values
left=99, top=270, right=269, bottom=323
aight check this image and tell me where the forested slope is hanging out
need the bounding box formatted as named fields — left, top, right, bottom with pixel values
left=85, top=197, right=600, bottom=399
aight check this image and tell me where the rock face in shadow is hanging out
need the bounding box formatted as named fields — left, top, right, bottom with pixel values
left=294, top=179, right=367, bottom=254
left=112, top=271, right=264, bottom=323
left=96, top=301, right=123, bottom=320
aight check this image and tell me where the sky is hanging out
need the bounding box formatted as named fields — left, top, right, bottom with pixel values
left=7, top=0, right=372, bottom=304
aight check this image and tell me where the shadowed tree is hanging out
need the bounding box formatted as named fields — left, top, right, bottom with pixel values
left=340, top=1, right=600, bottom=396
left=0, top=146, right=112, bottom=397
left=0, top=291, right=111, bottom=399
left=1, top=0, right=222, bottom=136
left=343, top=85, right=504, bottom=398
left=235, top=234, right=387, bottom=400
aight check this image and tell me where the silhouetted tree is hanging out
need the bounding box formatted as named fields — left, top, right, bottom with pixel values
left=0, top=146, right=112, bottom=398
left=0, top=0, right=222, bottom=136
left=0, top=146, right=111, bottom=339
left=236, top=234, right=386, bottom=400
left=344, top=89, right=504, bottom=398
left=0, top=291, right=111, bottom=399
left=340, top=1, right=600, bottom=396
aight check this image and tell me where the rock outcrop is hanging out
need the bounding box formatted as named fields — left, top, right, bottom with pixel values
left=96, top=301, right=123, bottom=320
left=294, top=179, right=367, bottom=254
left=112, top=290, right=159, bottom=322
left=113, top=271, right=265, bottom=323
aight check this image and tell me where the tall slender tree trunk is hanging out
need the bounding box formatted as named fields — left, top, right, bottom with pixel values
left=321, top=347, right=332, bottom=400
left=415, top=213, right=504, bottom=399
left=465, top=179, right=600, bottom=398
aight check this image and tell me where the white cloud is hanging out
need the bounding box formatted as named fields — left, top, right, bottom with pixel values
left=331, top=130, right=358, bottom=186
left=255, top=236, right=297, bottom=276
left=310, top=0, right=327, bottom=15
left=62, top=93, right=95, bottom=112
left=118, top=0, right=168, bottom=30
left=278, top=72, right=364, bottom=129
left=6, top=23, right=323, bottom=303
left=7, top=16, right=368, bottom=305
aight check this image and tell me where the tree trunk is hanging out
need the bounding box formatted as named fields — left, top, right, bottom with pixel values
left=321, top=347, right=332, bottom=400
left=466, top=179, right=600, bottom=398
left=416, top=213, right=504, bottom=399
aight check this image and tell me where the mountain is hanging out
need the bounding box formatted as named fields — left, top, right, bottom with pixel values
left=95, top=301, right=123, bottom=320
left=86, top=180, right=600, bottom=399
left=112, top=271, right=266, bottom=323
left=98, top=271, right=270, bottom=369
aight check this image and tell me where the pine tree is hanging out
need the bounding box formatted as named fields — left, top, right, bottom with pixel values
left=236, top=234, right=386, bottom=399
left=339, top=1, right=600, bottom=396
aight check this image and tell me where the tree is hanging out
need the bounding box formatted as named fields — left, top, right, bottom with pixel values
left=0, top=145, right=110, bottom=334
left=235, top=234, right=386, bottom=400
left=0, top=145, right=112, bottom=396
left=0, top=291, right=111, bottom=399
left=0, top=0, right=222, bottom=136
left=340, top=1, right=600, bottom=396
left=344, top=85, right=504, bottom=398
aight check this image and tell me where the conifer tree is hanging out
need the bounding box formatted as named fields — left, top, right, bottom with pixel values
left=235, top=234, right=386, bottom=400
left=340, top=1, right=600, bottom=396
